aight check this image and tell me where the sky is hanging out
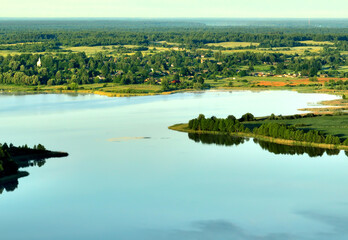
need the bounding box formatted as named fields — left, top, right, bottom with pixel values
left=1, top=0, right=348, bottom=18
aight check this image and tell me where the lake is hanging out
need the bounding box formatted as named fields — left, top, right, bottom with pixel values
left=0, top=90, right=347, bottom=240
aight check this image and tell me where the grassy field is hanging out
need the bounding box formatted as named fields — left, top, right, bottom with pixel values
left=299, top=40, right=334, bottom=45
left=206, top=41, right=260, bottom=48
left=216, top=46, right=324, bottom=55
left=154, top=41, right=181, bottom=46
left=64, top=45, right=139, bottom=55
left=338, top=66, right=348, bottom=72
left=63, top=45, right=178, bottom=56
left=0, top=50, right=22, bottom=56
left=205, top=76, right=316, bottom=88
left=0, top=50, right=47, bottom=56
left=244, top=114, right=348, bottom=140
left=77, top=83, right=162, bottom=93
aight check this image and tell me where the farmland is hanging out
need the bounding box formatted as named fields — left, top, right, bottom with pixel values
left=206, top=41, right=260, bottom=48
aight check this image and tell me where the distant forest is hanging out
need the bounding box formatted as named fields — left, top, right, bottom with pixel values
left=0, top=19, right=348, bottom=48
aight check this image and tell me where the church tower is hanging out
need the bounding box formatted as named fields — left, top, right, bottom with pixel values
left=37, top=57, right=42, bottom=67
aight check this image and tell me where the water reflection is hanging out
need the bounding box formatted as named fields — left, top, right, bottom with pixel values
left=0, top=179, right=19, bottom=195
left=16, top=159, right=46, bottom=168
left=254, top=139, right=339, bottom=157
left=188, top=133, right=343, bottom=158
left=188, top=133, right=248, bottom=146
left=1, top=158, right=48, bottom=196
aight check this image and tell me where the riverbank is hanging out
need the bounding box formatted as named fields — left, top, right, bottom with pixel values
left=169, top=123, right=348, bottom=151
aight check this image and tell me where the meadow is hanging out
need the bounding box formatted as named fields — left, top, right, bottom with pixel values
left=206, top=41, right=260, bottom=48
left=299, top=40, right=335, bottom=45
left=244, top=114, right=348, bottom=140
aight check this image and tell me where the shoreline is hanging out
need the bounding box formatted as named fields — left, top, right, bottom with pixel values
left=169, top=123, right=348, bottom=151
left=1, top=84, right=347, bottom=98
left=1, top=86, right=346, bottom=114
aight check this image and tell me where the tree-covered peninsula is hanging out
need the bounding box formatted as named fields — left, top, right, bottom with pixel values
left=0, top=143, right=68, bottom=183
left=169, top=113, right=348, bottom=150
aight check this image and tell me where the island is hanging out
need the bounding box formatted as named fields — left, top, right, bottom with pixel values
left=0, top=143, right=68, bottom=190
left=169, top=112, right=348, bottom=151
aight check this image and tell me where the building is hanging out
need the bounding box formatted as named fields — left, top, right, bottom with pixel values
left=37, top=58, right=41, bottom=67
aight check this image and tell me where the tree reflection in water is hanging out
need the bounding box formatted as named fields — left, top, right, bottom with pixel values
left=188, top=133, right=248, bottom=147
left=188, top=133, right=343, bottom=158
left=0, top=159, right=46, bottom=196
left=0, top=179, right=19, bottom=194
left=254, top=139, right=339, bottom=157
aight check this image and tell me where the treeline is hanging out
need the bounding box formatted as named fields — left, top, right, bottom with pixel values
left=187, top=114, right=348, bottom=146
left=253, top=122, right=344, bottom=145
left=188, top=114, right=251, bottom=133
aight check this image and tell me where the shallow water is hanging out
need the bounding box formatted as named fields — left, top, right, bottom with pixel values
left=0, top=90, right=347, bottom=240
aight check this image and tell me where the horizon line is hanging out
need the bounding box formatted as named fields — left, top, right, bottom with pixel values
left=1, top=17, right=348, bottom=20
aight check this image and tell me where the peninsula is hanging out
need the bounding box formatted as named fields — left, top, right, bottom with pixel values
left=169, top=113, right=348, bottom=151
left=0, top=143, right=68, bottom=184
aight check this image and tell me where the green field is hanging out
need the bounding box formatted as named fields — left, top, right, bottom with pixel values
left=206, top=41, right=260, bottom=48
left=0, top=50, right=48, bottom=56
left=299, top=40, right=334, bottom=45
left=154, top=41, right=181, bottom=46
left=217, top=46, right=324, bottom=55
left=244, top=114, right=348, bottom=140
left=63, top=45, right=177, bottom=56
left=338, top=66, right=348, bottom=72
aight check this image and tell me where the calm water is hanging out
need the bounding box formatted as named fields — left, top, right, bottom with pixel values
left=0, top=90, right=347, bottom=240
